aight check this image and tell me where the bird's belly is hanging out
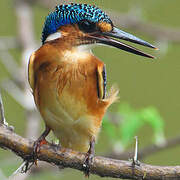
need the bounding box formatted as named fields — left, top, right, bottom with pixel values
left=47, top=113, right=96, bottom=152
left=43, top=107, right=99, bottom=152
left=40, top=87, right=101, bottom=152
left=35, top=61, right=109, bottom=152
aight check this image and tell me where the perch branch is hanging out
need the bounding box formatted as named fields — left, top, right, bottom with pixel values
left=0, top=126, right=180, bottom=180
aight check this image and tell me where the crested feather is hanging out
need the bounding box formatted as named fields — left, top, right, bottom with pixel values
left=104, top=85, right=119, bottom=106
left=42, top=3, right=112, bottom=43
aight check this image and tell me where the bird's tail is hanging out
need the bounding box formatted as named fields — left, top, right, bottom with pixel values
left=103, top=85, right=119, bottom=107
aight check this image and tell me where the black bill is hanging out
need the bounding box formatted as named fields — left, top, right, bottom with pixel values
left=90, top=27, right=157, bottom=59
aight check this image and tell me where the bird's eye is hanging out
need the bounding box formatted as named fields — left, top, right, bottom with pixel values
left=78, top=20, right=97, bottom=33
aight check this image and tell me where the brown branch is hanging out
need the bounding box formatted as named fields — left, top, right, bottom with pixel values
left=108, top=135, right=180, bottom=161
left=1, top=126, right=180, bottom=180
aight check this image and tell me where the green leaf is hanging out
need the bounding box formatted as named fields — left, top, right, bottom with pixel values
left=140, top=107, right=165, bottom=144
left=102, top=103, right=165, bottom=149
left=102, top=115, right=118, bottom=141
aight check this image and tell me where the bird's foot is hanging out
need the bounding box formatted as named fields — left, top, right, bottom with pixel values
left=21, top=138, right=48, bottom=173
left=83, top=137, right=95, bottom=177
left=83, top=151, right=94, bottom=177
left=22, top=127, right=51, bottom=173
left=33, top=126, right=51, bottom=165
left=33, top=138, right=49, bottom=164
left=21, top=160, right=34, bottom=173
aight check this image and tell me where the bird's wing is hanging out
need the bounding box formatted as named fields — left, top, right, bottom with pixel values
left=28, top=52, right=36, bottom=91
left=96, top=65, right=106, bottom=99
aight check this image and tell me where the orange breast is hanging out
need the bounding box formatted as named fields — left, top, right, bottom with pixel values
left=28, top=43, right=118, bottom=152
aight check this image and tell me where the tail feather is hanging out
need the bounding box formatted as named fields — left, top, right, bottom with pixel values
left=103, top=85, right=119, bottom=107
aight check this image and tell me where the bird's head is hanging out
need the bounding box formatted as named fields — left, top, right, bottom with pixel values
left=42, top=3, right=156, bottom=58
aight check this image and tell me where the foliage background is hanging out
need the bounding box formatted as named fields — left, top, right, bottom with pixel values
left=0, top=0, right=180, bottom=179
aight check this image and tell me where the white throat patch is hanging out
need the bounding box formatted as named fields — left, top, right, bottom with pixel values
left=45, top=32, right=62, bottom=43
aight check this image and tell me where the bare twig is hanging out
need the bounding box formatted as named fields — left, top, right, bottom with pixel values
left=0, top=126, right=180, bottom=180
left=133, top=136, right=139, bottom=164
left=0, top=90, right=6, bottom=126
left=108, top=135, right=180, bottom=161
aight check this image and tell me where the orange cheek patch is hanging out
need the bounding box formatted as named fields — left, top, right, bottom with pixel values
left=58, top=24, right=85, bottom=38
left=98, top=22, right=112, bottom=32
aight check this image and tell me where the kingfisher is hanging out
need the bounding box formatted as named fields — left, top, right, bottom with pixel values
left=28, top=3, right=156, bottom=175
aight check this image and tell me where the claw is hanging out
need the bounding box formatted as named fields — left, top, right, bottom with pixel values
left=83, top=152, right=94, bottom=177
left=22, top=126, right=51, bottom=172
left=22, top=161, right=34, bottom=173
left=34, top=139, right=48, bottom=154
left=33, top=138, right=48, bottom=165
left=83, top=137, right=95, bottom=177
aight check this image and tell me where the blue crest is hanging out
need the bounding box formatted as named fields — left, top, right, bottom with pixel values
left=42, top=3, right=112, bottom=43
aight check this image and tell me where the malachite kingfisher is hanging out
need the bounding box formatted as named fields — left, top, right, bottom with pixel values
left=28, top=3, right=156, bottom=175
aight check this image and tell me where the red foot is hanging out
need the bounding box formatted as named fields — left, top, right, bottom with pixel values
left=39, top=139, right=48, bottom=146
left=33, top=138, right=48, bottom=165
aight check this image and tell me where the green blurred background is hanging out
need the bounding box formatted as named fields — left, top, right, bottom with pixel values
left=0, top=0, right=180, bottom=179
